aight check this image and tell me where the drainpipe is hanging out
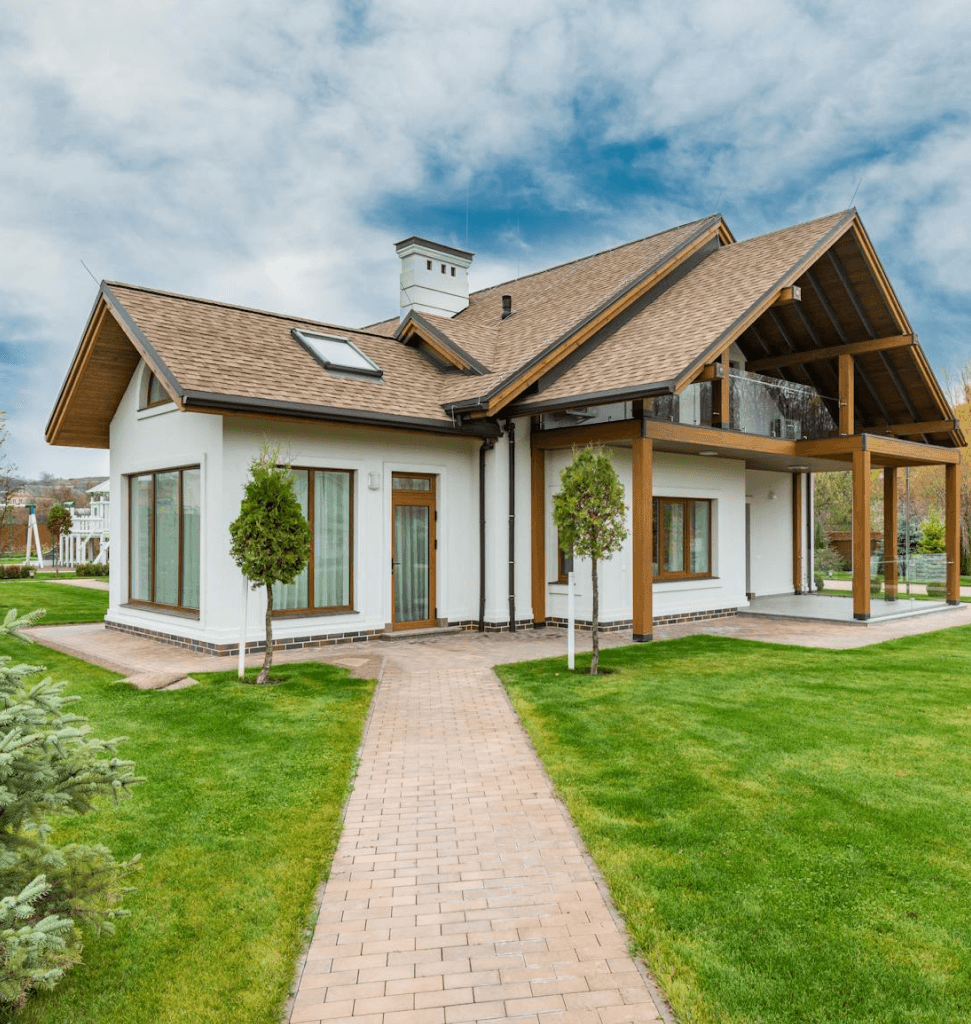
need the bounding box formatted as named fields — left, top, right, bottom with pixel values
left=478, top=437, right=494, bottom=632
left=507, top=419, right=516, bottom=632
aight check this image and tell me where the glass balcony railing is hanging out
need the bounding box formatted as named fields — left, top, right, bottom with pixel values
left=643, top=370, right=836, bottom=440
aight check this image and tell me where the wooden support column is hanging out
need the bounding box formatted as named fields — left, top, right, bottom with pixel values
left=711, top=351, right=730, bottom=428
left=852, top=446, right=872, bottom=620
left=530, top=446, right=546, bottom=626
left=946, top=461, right=961, bottom=605
left=792, top=473, right=803, bottom=593
left=839, top=353, right=855, bottom=436
left=632, top=433, right=654, bottom=642
left=884, top=467, right=898, bottom=601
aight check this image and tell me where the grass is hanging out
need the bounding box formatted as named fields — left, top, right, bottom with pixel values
left=0, top=580, right=109, bottom=624
left=497, top=630, right=971, bottom=1024
left=0, top=636, right=373, bottom=1021
left=826, top=570, right=971, bottom=587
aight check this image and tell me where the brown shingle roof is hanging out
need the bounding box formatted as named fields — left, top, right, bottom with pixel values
left=106, top=283, right=459, bottom=426
left=515, top=211, right=853, bottom=408
left=426, top=216, right=724, bottom=400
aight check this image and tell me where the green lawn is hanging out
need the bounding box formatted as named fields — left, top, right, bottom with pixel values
left=497, top=630, right=971, bottom=1024
left=0, top=640, right=373, bottom=1023
left=0, top=580, right=108, bottom=623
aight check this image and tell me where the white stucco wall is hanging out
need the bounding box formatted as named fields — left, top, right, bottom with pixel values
left=107, top=361, right=224, bottom=643
left=540, top=447, right=751, bottom=624
left=220, top=418, right=482, bottom=646
left=746, top=469, right=797, bottom=596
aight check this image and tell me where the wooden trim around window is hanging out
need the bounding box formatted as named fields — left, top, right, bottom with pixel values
left=127, top=464, right=200, bottom=613
left=273, top=467, right=355, bottom=617
left=652, top=497, right=713, bottom=581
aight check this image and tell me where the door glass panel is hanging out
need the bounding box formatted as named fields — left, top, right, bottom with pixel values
left=394, top=505, right=429, bottom=623
left=154, top=472, right=180, bottom=606
left=690, top=500, right=710, bottom=574
left=273, top=470, right=309, bottom=610
left=393, top=476, right=431, bottom=491
left=131, top=475, right=153, bottom=602
left=662, top=502, right=684, bottom=574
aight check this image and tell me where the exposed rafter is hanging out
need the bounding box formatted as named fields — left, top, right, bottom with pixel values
left=746, top=334, right=914, bottom=372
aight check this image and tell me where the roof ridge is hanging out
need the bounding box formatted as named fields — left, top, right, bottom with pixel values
left=463, top=213, right=723, bottom=300
left=732, top=209, right=855, bottom=249
left=104, top=281, right=397, bottom=341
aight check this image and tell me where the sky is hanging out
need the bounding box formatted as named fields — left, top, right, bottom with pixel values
left=1, top=0, right=969, bottom=479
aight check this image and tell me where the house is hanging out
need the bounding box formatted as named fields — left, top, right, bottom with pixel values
left=46, top=210, right=965, bottom=654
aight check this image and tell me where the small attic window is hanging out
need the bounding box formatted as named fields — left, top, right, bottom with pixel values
left=141, top=370, right=172, bottom=409
left=292, top=329, right=383, bottom=379
left=426, top=259, right=432, bottom=270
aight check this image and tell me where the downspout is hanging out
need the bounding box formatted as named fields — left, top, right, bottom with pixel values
left=507, top=419, right=516, bottom=632
left=478, top=437, right=494, bottom=632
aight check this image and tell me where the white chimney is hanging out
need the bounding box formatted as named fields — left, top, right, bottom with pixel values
left=395, top=237, right=474, bottom=320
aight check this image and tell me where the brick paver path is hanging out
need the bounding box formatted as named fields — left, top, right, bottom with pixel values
left=289, top=636, right=670, bottom=1024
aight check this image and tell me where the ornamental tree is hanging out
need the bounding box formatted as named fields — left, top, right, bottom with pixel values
left=552, top=446, right=629, bottom=675
left=47, top=505, right=72, bottom=576
left=0, top=608, right=141, bottom=1006
left=228, top=446, right=312, bottom=685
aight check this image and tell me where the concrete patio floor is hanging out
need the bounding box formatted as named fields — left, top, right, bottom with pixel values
left=20, top=606, right=971, bottom=1023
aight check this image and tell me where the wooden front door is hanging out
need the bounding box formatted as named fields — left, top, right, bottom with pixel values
left=391, top=474, right=436, bottom=630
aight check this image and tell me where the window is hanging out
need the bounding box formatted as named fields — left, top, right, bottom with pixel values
left=140, top=370, right=171, bottom=409
left=292, top=329, right=382, bottom=379
left=426, top=259, right=432, bottom=270
left=273, top=469, right=353, bottom=615
left=129, top=467, right=201, bottom=611
left=555, top=529, right=571, bottom=583
left=653, top=498, right=711, bottom=579
left=450, top=266, right=456, bottom=277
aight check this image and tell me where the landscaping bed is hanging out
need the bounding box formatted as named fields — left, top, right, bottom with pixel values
left=497, top=630, right=971, bottom=1024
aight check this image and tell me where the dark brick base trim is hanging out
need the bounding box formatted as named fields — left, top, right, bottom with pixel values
left=447, top=618, right=537, bottom=633
left=651, top=606, right=738, bottom=626
left=544, top=617, right=633, bottom=633
left=105, top=620, right=383, bottom=656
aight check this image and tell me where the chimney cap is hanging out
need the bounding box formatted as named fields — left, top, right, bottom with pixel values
left=395, top=236, right=474, bottom=261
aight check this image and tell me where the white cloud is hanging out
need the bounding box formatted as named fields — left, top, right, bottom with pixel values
left=1, top=0, right=970, bottom=476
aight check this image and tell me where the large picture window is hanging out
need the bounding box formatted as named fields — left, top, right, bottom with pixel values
left=653, top=497, right=712, bottom=579
left=129, top=467, right=201, bottom=612
left=273, top=469, right=353, bottom=615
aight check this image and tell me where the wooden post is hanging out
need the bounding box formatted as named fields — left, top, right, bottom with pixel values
left=884, top=467, right=898, bottom=600
left=530, top=446, right=546, bottom=626
left=632, top=434, right=654, bottom=641
left=839, top=353, right=855, bottom=436
left=792, top=473, right=803, bottom=593
left=711, top=352, right=730, bottom=429
left=852, top=446, right=871, bottom=620
left=946, top=461, right=961, bottom=605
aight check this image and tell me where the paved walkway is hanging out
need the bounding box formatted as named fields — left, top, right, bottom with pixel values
left=22, top=607, right=971, bottom=1023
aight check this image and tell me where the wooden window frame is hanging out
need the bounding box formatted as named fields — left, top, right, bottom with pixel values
left=554, top=529, right=570, bottom=584
left=141, top=370, right=172, bottom=410
left=653, top=497, right=713, bottom=581
left=127, top=464, right=200, bottom=614
left=273, top=467, right=355, bottom=618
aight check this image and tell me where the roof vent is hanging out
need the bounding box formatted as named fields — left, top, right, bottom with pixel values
left=395, top=237, right=474, bottom=321
left=501, top=295, right=512, bottom=319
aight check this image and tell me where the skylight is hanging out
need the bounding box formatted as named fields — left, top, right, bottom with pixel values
left=292, top=329, right=383, bottom=379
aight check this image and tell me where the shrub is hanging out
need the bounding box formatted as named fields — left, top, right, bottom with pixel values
left=0, top=609, right=142, bottom=1004
left=75, top=562, right=109, bottom=577
left=0, top=565, right=33, bottom=580
left=870, top=575, right=884, bottom=596
left=926, top=581, right=947, bottom=599
left=814, top=574, right=825, bottom=592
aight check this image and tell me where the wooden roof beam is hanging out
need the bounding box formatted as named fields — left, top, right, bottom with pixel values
left=826, top=250, right=928, bottom=439
left=745, top=333, right=914, bottom=372
left=803, top=270, right=894, bottom=426
left=772, top=285, right=802, bottom=306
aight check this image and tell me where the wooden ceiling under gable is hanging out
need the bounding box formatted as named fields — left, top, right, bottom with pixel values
left=733, top=222, right=962, bottom=448
left=46, top=298, right=147, bottom=448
